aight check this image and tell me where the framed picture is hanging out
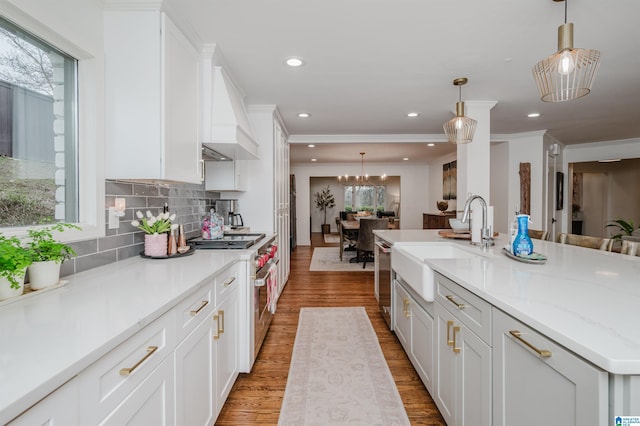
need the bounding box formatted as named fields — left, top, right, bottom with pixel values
left=442, top=160, right=457, bottom=200
left=556, top=171, right=564, bottom=211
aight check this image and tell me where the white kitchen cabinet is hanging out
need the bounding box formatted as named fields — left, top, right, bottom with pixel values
left=174, top=311, right=216, bottom=426
left=434, top=273, right=491, bottom=426
left=8, top=379, right=78, bottom=426
left=104, top=8, right=202, bottom=183
left=393, top=278, right=435, bottom=394
left=205, top=160, right=246, bottom=191
left=214, top=286, right=239, bottom=412
left=492, top=308, right=607, bottom=426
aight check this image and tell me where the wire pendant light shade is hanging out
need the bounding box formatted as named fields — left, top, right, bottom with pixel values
left=443, top=78, right=477, bottom=144
left=532, top=1, right=601, bottom=102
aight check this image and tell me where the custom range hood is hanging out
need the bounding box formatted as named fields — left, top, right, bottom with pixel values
left=203, top=66, right=259, bottom=160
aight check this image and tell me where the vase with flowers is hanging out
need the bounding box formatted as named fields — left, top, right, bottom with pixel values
left=131, top=210, right=178, bottom=257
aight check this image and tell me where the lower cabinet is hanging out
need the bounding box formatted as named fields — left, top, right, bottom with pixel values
left=100, top=356, right=175, bottom=426
left=214, top=287, right=239, bottom=412
left=492, top=308, right=607, bottom=426
left=8, top=379, right=78, bottom=426
left=392, top=278, right=435, bottom=394
left=434, top=302, right=491, bottom=426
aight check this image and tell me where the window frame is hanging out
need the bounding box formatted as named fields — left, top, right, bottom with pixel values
left=0, top=8, right=105, bottom=242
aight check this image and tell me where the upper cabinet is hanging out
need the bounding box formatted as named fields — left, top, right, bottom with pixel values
left=201, top=48, right=259, bottom=161
left=104, top=7, right=202, bottom=183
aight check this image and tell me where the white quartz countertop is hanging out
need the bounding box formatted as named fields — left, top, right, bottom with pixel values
left=0, top=247, right=256, bottom=425
left=376, top=229, right=640, bottom=375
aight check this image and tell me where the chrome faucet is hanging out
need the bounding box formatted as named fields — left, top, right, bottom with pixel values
left=461, top=194, right=493, bottom=249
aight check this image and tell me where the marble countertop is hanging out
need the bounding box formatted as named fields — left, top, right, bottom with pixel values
left=0, top=243, right=264, bottom=425
left=375, top=229, right=640, bottom=375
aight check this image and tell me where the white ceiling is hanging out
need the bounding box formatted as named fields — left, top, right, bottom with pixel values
left=165, top=0, right=640, bottom=165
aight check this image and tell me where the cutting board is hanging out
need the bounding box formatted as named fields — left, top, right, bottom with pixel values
left=438, top=230, right=499, bottom=240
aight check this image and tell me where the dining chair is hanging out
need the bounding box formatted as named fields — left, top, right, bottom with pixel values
left=556, top=233, right=613, bottom=251
left=350, top=218, right=388, bottom=268
left=338, top=221, right=358, bottom=261
left=621, top=240, right=640, bottom=256
left=528, top=229, right=549, bottom=240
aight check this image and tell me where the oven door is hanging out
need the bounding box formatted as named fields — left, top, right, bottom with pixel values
left=253, top=261, right=276, bottom=359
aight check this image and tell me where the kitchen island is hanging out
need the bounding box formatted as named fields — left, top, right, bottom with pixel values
left=0, top=240, right=271, bottom=425
left=375, top=229, right=640, bottom=424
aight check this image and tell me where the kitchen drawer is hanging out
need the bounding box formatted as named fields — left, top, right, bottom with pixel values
left=77, top=310, right=175, bottom=424
left=174, top=280, right=215, bottom=342
left=435, top=272, right=491, bottom=344
left=214, top=262, right=240, bottom=301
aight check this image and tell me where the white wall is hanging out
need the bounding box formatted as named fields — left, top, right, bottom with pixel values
left=490, top=142, right=509, bottom=233
left=291, top=162, right=430, bottom=246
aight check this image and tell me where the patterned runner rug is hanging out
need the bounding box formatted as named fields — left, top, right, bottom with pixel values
left=309, top=247, right=374, bottom=271
left=323, top=234, right=340, bottom=244
left=278, top=307, right=410, bottom=425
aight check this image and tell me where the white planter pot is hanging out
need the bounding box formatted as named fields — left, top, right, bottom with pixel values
left=0, top=270, right=26, bottom=301
left=28, top=261, right=62, bottom=290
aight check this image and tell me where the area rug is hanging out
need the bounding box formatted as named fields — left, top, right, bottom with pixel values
left=323, top=234, right=340, bottom=244
left=309, top=247, right=374, bottom=272
left=278, top=307, right=410, bottom=425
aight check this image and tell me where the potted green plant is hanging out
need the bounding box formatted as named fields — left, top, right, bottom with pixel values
left=0, top=235, right=32, bottom=300
left=314, top=185, right=335, bottom=235
left=605, top=218, right=638, bottom=240
left=25, top=223, right=80, bottom=290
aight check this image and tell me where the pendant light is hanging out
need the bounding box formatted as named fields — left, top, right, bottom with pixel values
left=443, top=78, right=477, bottom=144
left=532, top=0, right=601, bottom=102
left=337, top=152, right=369, bottom=184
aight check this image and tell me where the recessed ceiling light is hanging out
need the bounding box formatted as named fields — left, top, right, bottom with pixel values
left=297, top=113, right=311, bottom=118
left=427, top=143, right=435, bottom=147
left=311, top=158, right=317, bottom=162
left=403, top=157, right=409, bottom=161
left=598, top=158, right=621, bottom=163
left=527, top=113, right=541, bottom=118
left=285, top=57, right=304, bottom=67
left=407, top=112, right=419, bottom=118
left=308, top=144, right=315, bottom=148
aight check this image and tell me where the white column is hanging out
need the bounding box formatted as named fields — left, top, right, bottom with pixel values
left=456, top=100, right=497, bottom=205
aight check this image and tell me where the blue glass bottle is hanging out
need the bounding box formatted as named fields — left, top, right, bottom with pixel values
left=512, top=214, right=534, bottom=256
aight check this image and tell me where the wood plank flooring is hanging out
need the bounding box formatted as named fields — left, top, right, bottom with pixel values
left=215, top=233, right=446, bottom=425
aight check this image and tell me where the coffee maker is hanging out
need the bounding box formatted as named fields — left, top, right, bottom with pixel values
left=214, top=199, right=243, bottom=228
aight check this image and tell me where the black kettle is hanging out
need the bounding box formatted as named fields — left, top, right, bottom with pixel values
left=228, top=213, right=244, bottom=228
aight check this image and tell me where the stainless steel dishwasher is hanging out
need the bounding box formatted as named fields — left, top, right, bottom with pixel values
left=375, top=238, right=393, bottom=329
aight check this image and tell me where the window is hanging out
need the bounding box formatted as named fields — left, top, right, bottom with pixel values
left=0, top=16, right=78, bottom=228
left=344, top=185, right=386, bottom=212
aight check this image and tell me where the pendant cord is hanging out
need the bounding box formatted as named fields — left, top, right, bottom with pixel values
left=564, top=0, right=568, bottom=24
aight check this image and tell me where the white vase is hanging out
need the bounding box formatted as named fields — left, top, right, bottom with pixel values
left=0, top=269, right=26, bottom=301
left=28, top=260, right=62, bottom=290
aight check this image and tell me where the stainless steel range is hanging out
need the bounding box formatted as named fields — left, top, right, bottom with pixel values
left=188, top=233, right=266, bottom=249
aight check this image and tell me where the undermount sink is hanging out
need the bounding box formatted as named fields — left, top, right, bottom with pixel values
left=392, top=244, right=476, bottom=301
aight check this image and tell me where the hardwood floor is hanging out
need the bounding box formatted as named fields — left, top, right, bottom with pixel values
left=215, top=233, right=446, bottom=425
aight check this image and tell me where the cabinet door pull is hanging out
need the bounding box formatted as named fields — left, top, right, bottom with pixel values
left=213, top=314, right=220, bottom=340
left=199, top=159, right=205, bottom=182
left=189, top=300, right=209, bottom=316
left=446, top=295, right=465, bottom=309
left=403, top=297, right=410, bottom=318
left=509, top=330, right=552, bottom=358
left=224, top=277, right=236, bottom=287
left=452, top=326, right=461, bottom=353
left=218, top=310, right=225, bottom=334
left=446, top=320, right=454, bottom=346
left=119, top=346, right=158, bottom=376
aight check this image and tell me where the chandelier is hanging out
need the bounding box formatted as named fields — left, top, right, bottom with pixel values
left=443, top=78, right=477, bottom=144
left=532, top=0, right=601, bottom=102
left=337, top=153, right=387, bottom=184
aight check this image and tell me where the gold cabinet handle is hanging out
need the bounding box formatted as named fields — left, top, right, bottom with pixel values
left=452, top=326, right=461, bottom=353
left=446, top=320, right=454, bottom=346
left=218, top=310, right=225, bottom=334
left=213, top=314, right=220, bottom=340
left=403, top=297, right=410, bottom=318
left=509, top=330, right=552, bottom=358
left=446, top=295, right=465, bottom=309
left=190, top=300, right=209, bottom=316
left=120, top=346, right=158, bottom=376
left=224, top=277, right=236, bottom=287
